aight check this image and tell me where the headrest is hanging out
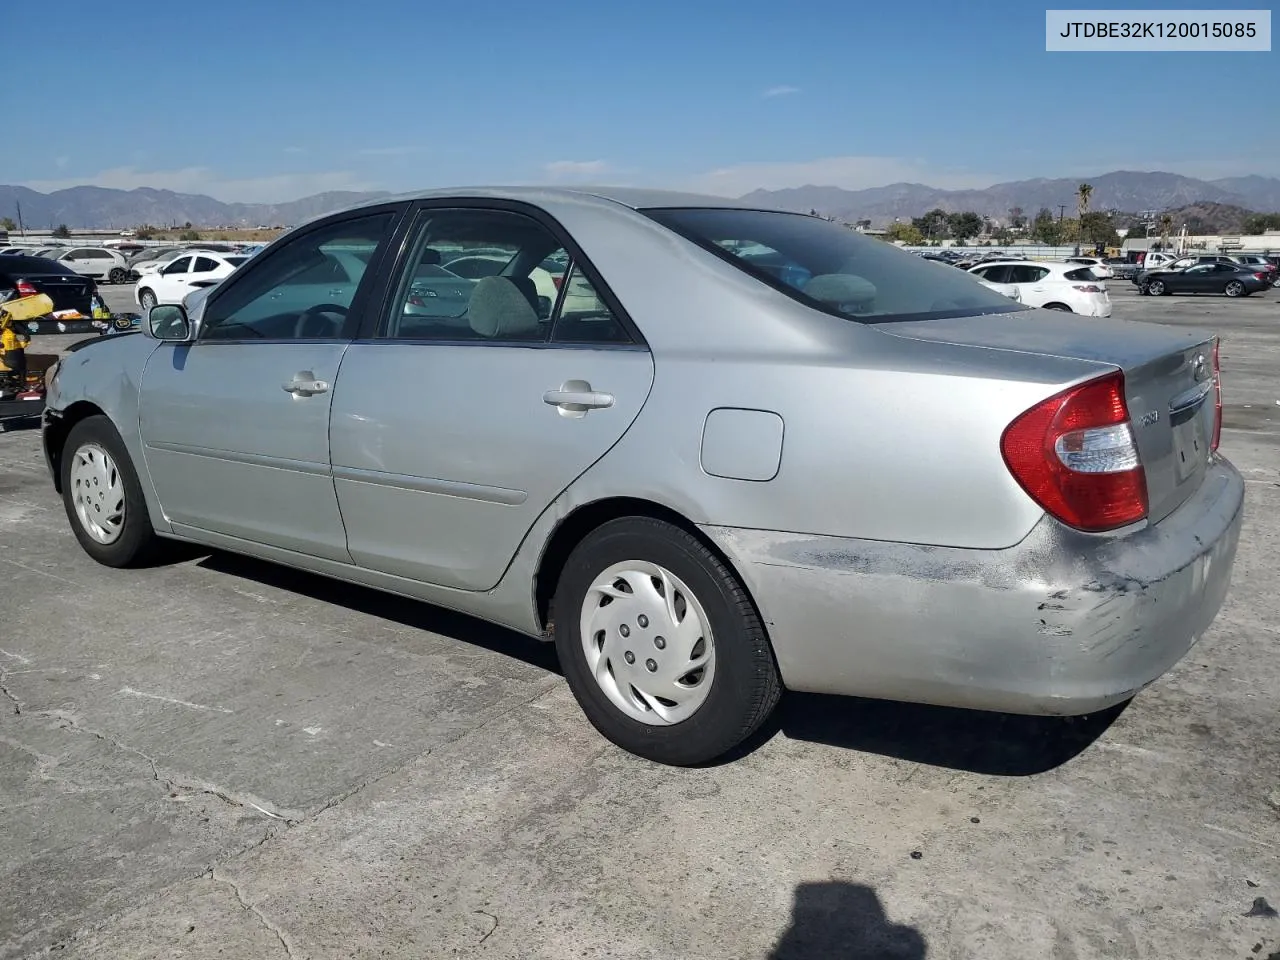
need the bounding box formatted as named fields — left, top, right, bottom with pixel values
left=468, top=276, right=541, bottom=339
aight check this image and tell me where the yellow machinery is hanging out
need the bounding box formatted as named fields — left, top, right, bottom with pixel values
left=0, top=293, right=54, bottom=415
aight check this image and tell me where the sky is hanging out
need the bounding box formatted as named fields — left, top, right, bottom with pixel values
left=7, top=0, right=1278, bottom=203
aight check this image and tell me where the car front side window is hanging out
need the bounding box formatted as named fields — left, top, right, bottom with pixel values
left=200, top=211, right=397, bottom=342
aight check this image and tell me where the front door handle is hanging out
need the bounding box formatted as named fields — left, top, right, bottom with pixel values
left=283, top=371, right=329, bottom=397
left=544, top=380, right=614, bottom=418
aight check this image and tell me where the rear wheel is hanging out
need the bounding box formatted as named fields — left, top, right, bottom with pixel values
left=108, top=267, right=127, bottom=284
left=1043, top=302, right=1072, bottom=312
left=138, top=288, right=157, bottom=310
left=553, top=517, right=781, bottom=765
left=1147, top=279, right=1167, bottom=296
left=1224, top=280, right=1246, bottom=298
left=60, top=415, right=160, bottom=567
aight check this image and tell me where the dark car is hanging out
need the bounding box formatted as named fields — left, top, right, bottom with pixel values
left=0, top=256, right=96, bottom=316
left=1137, top=261, right=1271, bottom=298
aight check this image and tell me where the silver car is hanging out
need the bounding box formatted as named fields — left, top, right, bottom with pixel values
left=41, top=188, right=1244, bottom=765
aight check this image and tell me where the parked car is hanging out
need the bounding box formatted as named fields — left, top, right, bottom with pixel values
left=45, top=246, right=131, bottom=284
left=42, top=187, right=1242, bottom=766
left=128, top=247, right=188, bottom=279
left=1132, top=255, right=1236, bottom=284
left=0, top=255, right=96, bottom=317
left=967, top=261, right=1112, bottom=315
left=1065, top=256, right=1113, bottom=279
left=133, top=252, right=248, bottom=309
left=1137, top=262, right=1271, bottom=297
left=1228, top=254, right=1279, bottom=287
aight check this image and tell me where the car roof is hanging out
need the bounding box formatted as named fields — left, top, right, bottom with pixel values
left=339, top=185, right=786, bottom=217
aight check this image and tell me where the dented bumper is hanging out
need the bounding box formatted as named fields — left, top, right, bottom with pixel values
left=700, top=457, right=1244, bottom=716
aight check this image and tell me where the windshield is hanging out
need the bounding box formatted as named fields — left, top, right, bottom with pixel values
left=644, top=208, right=1027, bottom=323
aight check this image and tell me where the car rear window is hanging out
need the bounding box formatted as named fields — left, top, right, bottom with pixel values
left=0, top=256, right=78, bottom=275
left=644, top=207, right=1026, bottom=323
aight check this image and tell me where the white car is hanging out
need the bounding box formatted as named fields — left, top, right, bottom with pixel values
left=134, top=252, right=248, bottom=310
left=977, top=277, right=1022, bottom=302
left=47, top=246, right=131, bottom=283
left=967, top=261, right=1112, bottom=317
left=1065, top=255, right=1113, bottom=279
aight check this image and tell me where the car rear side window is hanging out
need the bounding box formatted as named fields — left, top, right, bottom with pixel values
left=194, top=257, right=220, bottom=272
left=386, top=208, right=563, bottom=342
left=644, top=208, right=1025, bottom=323
left=1063, top=267, right=1097, bottom=282
left=1006, top=265, right=1049, bottom=283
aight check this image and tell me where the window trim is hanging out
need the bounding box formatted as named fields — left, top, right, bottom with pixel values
left=359, top=198, right=647, bottom=350
left=195, top=202, right=408, bottom=345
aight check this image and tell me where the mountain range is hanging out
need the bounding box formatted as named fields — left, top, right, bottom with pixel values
left=741, top=171, right=1280, bottom=225
left=2, top=171, right=1279, bottom=231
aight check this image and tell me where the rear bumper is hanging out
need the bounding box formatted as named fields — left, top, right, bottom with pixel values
left=701, top=457, right=1243, bottom=715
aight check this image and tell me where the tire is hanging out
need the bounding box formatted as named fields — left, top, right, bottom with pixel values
left=553, top=517, right=782, bottom=765
left=138, top=288, right=157, bottom=310
left=108, top=267, right=127, bottom=284
left=60, top=415, right=160, bottom=567
left=1224, top=280, right=1246, bottom=298
left=1147, top=279, right=1167, bottom=296
left=1043, top=303, right=1072, bottom=312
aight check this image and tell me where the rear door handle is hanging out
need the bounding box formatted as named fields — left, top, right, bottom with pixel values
left=283, top=371, right=329, bottom=397
left=543, top=380, right=614, bottom=417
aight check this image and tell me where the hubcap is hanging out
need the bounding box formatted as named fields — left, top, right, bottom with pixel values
left=580, top=561, right=716, bottom=725
left=69, top=442, right=125, bottom=544
left=1226, top=282, right=1242, bottom=296
left=1150, top=281, right=1163, bottom=295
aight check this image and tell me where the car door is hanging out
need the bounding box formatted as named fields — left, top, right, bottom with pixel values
left=1005, top=264, right=1049, bottom=304
left=138, top=206, right=404, bottom=560
left=329, top=203, right=655, bottom=591
left=1178, top=264, right=1216, bottom=292
left=151, top=255, right=193, bottom=303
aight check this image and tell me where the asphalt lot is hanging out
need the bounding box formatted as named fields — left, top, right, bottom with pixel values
left=2, top=281, right=1278, bottom=959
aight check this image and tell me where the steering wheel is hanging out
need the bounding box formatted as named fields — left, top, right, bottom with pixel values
left=293, top=303, right=349, bottom=339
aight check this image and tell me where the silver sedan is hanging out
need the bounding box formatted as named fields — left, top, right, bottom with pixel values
left=40, top=188, right=1244, bottom=765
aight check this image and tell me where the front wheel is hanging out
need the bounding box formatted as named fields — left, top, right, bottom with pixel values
left=553, top=517, right=781, bottom=765
left=138, top=288, right=157, bottom=310
left=1224, top=280, right=1246, bottom=298
left=1147, top=279, right=1167, bottom=296
left=60, top=415, right=160, bottom=567
left=108, top=267, right=127, bottom=284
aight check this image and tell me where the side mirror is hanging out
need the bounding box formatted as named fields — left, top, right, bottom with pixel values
left=145, top=304, right=193, bottom=342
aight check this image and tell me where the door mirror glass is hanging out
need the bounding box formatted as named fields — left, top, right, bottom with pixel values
left=146, top=304, right=192, bottom=341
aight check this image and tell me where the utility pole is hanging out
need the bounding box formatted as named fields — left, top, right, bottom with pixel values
left=14, top=201, right=24, bottom=237
left=1058, top=204, right=1067, bottom=223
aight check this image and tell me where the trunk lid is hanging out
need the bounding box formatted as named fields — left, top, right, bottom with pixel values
left=883, top=310, right=1217, bottom=524
left=21, top=271, right=94, bottom=315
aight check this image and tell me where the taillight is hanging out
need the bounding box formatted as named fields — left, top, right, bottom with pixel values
left=1000, top=371, right=1148, bottom=532
left=1211, top=340, right=1222, bottom=452
left=1255, top=273, right=1269, bottom=282
left=1072, top=284, right=1104, bottom=293
left=15, top=279, right=38, bottom=296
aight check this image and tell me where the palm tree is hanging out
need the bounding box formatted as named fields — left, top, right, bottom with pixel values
left=1076, top=182, right=1093, bottom=220
left=1158, top=213, right=1174, bottom=248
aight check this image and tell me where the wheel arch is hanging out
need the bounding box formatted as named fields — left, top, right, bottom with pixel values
left=45, top=400, right=108, bottom=493
left=533, top=496, right=763, bottom=636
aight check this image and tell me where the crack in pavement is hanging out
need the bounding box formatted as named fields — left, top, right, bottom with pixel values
left=32, top=709, right=291, bottom=820
left=209, top=869, right=295, bottom=959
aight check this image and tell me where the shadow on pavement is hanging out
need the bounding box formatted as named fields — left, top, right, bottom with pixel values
left=195, top=550, right=562, bottom=675
left=769, top=881, right=926, bottom=959
left=760, top=691, right=1128, bottom=776
left=194, top=550, right=1122, bottom=775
